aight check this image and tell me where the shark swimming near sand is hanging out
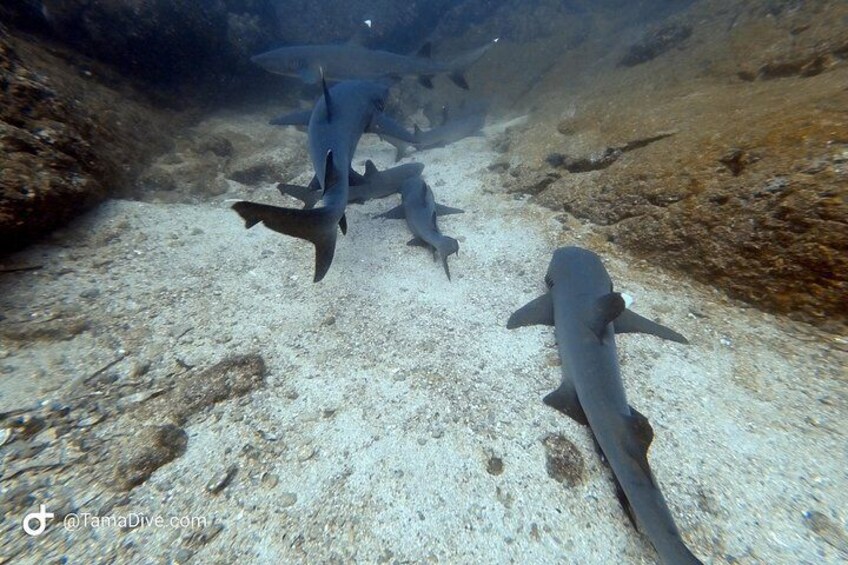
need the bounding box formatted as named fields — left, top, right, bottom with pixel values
left=375, top=100, right=488, bottom=161
left=251, top=38, right=498, bottom=90
left=278, top=160, right=425, bottom=209
left=507, top=246, right=702, bottom=565
left=376, top=175, right=464, bottom=280
left=233, top=78, right=415, bottom=282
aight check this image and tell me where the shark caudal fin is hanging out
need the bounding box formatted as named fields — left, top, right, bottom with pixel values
left=231, top=201, right=343, bottom=282
left=276, top=183, right=322, bottom=209
left=435, top=237, right=459, bottom=281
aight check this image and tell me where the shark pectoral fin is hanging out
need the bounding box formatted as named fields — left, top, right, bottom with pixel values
left=589, top=292, right=626, bottom=340
left=449, top=71, right=469, bottom=90
left=375, top=205, right=405, bottom=220
left=277, top=183, right=320, bottom=209
left=418, top=75, right=434, bottom=89
left=506, top=292, right=554, bottom=329
left=435, top=204, right=465, bottom=216
left=614, top=309, right=689, bottom=344
left=339, top=214, right=347, bottom=235
left=406, top=237, right=428, bottom=248
left=543, top=381, right=588, bottom=425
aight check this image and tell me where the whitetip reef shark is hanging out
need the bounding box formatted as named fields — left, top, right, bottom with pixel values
left=232, top=78, right=416, bottom=282
left=376, top=175, right=464, bottom=280
left=278, top=160, right=425, bottom=209
left=507, top=246, right=703, bottom=565
left=251, top=38, right=498, bottom=90
left=376, top=101, right=488, bottom=161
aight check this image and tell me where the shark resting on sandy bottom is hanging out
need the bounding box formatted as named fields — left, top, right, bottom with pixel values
left=251, top=38, right=498, bottom=90
left=232, top=78, right=416, bottom=282
left=375, top=175, right=463, bottom=280
left=507, top=246, right=703, bottom=565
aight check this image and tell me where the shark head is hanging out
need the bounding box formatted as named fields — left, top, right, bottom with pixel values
left=547, top=246, right=612, bottom=292
left=250, top=48, right=309, bottom=78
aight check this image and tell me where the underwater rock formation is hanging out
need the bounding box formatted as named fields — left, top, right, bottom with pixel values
left=0, top=25, right=175, bottom=252
left=506, top=0, right=848, bottom=328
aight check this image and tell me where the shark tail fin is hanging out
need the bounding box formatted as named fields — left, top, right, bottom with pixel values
left=364, top=160, right=379, bottom=178
left=231, top=201, right=340, bottom=282
left=277, top=183, right=322, bottom=209
left=435, top=237, right=459, bottom=281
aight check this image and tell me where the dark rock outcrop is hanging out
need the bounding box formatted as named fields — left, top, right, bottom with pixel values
left=502, top=0, right=848, bottom=328
left=619, top=22, right=692, bottom=67
left=0, top=26, right=175, bottom=253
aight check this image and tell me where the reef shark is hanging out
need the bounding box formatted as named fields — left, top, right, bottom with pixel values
left=278, top=160, right=425, bottom=209
left=507, top=246, right=702, bottom=565
left=233, top=78, right=415, bottom=282
left=376, top=175, right=463, bottom=280
left=376, top=101, right=488, bottom=161
left=251, top=39, right=498, bottom=90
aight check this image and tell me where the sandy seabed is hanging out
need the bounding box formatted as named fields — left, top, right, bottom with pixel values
left=1, top=114, right=846, bottom=564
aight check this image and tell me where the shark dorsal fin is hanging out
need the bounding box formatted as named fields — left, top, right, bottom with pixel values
left=589, top=292, right=626, bottom=340
left=416, top=42, right=432, bottom=58
left=364, top=160, right=378, bottom=178
left=320, top=67, right=332, bottom=122
left=323, top=150, right=336, bottom=193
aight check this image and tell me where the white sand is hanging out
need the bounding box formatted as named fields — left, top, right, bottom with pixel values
left=1, top=113, right=845, bottom=564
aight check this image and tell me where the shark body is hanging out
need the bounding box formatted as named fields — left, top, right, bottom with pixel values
left=278, top=160, right=425, bottom=209
left=376, top=176, right=463, bottom=280
left=507, top=246, right=702, bottom=565
left=251, top=39, right=497, bottom=89
left=233, top=80, right=405, bottom=282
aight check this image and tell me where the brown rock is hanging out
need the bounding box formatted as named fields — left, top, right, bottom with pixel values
left=0, top=26, right=176, bottom=253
